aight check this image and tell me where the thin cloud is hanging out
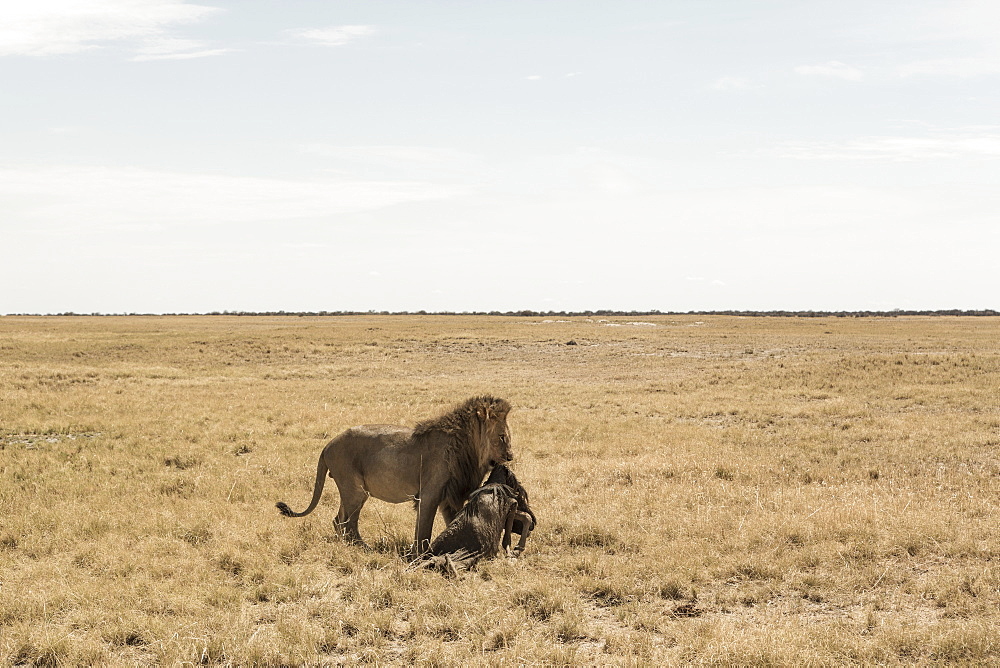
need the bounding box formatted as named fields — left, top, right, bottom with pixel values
left=286, top=25, right=376, bottom=47
left=794, top=61, right=863, bottom=81
left=576, top=162, right=647, bottom=195
left=298, top=144, right=492, bottom=185
left=775, top=128, right=1000, bottom=161
left=299, top=144, right=480, bottom=165
left=0, top=165, right=466, bottom=233
left=133, top=48, right=229, bottom=61
left=131, top=37, right=231, bottom=61
left=0, top=0, right=222, bottom=58
left=909, top=0, right=1000, bottom=42
left=888, top=2, right=1000, bottom=78
left=899, top=57, right=1000, bottom=78
left=711, top=76, right=755, bottom=91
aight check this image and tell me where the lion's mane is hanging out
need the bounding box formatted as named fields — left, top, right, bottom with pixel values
left=413, top=395, right=511, bottom=518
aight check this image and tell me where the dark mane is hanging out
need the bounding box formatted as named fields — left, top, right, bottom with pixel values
left=412, top=395, right=511, bottom=518
left=412, top=395, right=510, bottom=437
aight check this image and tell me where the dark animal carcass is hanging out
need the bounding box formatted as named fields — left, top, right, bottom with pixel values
left=411, top=464, right=536, bottom=575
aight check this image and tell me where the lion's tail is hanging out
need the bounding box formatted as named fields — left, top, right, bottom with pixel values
left=276, top=452, right=329, bottom=518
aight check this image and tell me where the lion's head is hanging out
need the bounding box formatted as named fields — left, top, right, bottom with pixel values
left=475, top=397, right=513, bottom=467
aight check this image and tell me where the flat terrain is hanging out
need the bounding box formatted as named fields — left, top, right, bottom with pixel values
left=1, top=315, right=998, bottom=665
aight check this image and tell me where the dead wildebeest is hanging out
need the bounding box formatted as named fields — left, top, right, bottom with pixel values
left=410, top=464, right=536, bottom=576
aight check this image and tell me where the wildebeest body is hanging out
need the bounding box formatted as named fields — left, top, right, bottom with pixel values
left=412, top=464, right=536, bottom=574
left=428, top=484, right=516, bottom=559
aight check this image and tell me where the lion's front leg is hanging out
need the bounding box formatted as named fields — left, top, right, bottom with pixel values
left=412, top=490, right=441, bottom=557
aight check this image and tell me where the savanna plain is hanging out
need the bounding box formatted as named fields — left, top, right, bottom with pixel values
left=1, top=315, right=998, bottom=666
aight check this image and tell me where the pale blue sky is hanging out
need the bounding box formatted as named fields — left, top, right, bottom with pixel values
left=2, top=1, right=998, bottom=313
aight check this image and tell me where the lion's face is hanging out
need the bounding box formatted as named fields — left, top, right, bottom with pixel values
left=485, top=415, right=514, bottom=467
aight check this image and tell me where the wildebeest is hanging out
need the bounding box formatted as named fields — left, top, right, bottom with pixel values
left=411, top=464, right=536, bottom=575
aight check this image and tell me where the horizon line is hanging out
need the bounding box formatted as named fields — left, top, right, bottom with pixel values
left=3, top=309, right=998, bottom=318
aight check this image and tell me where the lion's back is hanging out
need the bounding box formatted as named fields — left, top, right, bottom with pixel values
left=323, top=424, right=407, bottom=467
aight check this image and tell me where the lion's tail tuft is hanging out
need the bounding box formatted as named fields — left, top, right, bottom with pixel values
left=276, top=451, right=330, bottom=518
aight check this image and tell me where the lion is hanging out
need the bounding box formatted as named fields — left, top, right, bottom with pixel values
left=276, top=395, right=514, bottom=554
left=410, top=464, right=536, bottom=575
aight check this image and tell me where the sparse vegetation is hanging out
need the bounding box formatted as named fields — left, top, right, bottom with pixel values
left=2, top=314, right=998, bottom=664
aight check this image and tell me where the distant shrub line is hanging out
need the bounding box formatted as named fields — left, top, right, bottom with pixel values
left=7, top=309, right=999, bottom=318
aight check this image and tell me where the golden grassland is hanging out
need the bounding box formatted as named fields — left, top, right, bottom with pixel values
left=1, top=314, right=998, bottom=666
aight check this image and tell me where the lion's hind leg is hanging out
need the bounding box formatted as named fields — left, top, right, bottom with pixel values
left=334, top=477, right=369, bottom=545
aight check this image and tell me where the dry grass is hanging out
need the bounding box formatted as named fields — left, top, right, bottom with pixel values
left=1, top=314, right=998, bottom=666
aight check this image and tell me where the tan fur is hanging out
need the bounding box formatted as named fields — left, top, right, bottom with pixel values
left=276, top=396, right=513, bottom=553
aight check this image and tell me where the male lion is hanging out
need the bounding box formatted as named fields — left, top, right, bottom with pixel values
left=276, top=396, right=514, bottom=553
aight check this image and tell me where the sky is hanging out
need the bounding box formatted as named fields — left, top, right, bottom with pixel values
left=2, top=0, right=998, bottom=314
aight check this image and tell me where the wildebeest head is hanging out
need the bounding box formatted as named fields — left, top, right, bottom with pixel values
left=484, top=463, right=536, bottom=530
